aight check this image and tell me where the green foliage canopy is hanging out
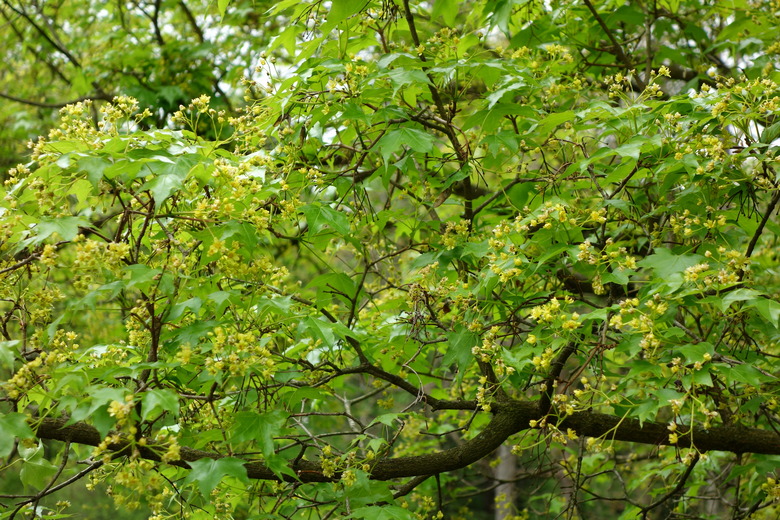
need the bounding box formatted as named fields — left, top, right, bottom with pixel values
left=1, top=0, right=780, bottom=518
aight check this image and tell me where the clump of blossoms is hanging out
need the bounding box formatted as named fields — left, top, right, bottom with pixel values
left=528, top=296, right=580, bottom=331
left=171, top=94, right=229, bottom=138
left=471, top=326, right=515, bottom=378
left=32, top=96, right=152, bottom=159
left=604, top=72, right=632, bottom=99
left=211, top=240, right=290, bottom=285
left=2, top=329, right=77, bottom=399
left=319, top=444, right=370, bottom=482
left=424, top=26, right=463, bottom=60
left=4, top=352, right=55, bottom=399
left=475, top=376, right=496, bottom=412
left=126, top=300, right=152, bottom=349
left=442, top=219, right=471, bottom=249
left=531, top=347, right=555, bottom=372
left=515, top=201, right=574, bottom=233
left=88, top=458, right=174, bottom=515
left=204, top=326, right=275, bottom=378
left=487, top=221, right=527, bottom=282
left=669, top=208, right=729, bottom=240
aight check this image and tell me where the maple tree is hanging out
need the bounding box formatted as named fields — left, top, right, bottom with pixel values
left=1, top=0, right=780, bottom=518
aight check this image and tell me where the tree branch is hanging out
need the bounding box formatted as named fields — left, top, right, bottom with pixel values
left=0, top=90, right=111, bottom=108
left=582, top=0, right=646, bottom=90
left=1, top=0, right=82, bottom=68
left=31, top=400, right=780, bottom=483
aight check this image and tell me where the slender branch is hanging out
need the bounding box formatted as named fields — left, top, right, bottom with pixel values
left=0, top=6, right=70, bottom=84
left=745, top=188, right=780, bottom=258
left=582, top=0, right=646, bottom=89
left=0, top=90, right=111, bottom=108
left=178, top=0, right=204, bottom=43
left=392, top=475, right=431, bottom=498
left=0, top=253, right=39, bottom=275
left=1, top=0, right=81, bottom=68
left=151, top=0, right=165, bottom=46
left=400, top=0, right=468, bottom=164
left=640, top=453, right=699, bottom=518
left=539, top=342, right=577, bottom=415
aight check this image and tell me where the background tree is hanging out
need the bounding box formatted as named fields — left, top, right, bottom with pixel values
left=1, top=1, right=780, bottom=519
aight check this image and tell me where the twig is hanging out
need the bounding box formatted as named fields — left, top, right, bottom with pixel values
left=640, top=453, right=700, bottom=519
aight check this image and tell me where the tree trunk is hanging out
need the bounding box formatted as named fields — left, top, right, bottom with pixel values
left=494, top=444, right=516, bottom=520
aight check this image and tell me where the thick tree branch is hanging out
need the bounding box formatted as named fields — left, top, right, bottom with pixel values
left=31, top=400, right=780, bottom=483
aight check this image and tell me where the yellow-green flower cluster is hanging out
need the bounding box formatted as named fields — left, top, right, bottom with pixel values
left=475, top=376, right=495, bottom=412
left=4, top=351, right=53, bottom=399
left=95, top=458, right=173, bottom=515
left=442, top=219, right=471, bottom=249
left=471, top=326, right=500, bottom=362
left=515, top=201, right=573, bottom=233
left=3, top=329, right=77, bottom=399
left=212, top=241, right=290, bottom=286
left=171, top=94, right=228, bottom=133
left=576, top=238, right=636, bottom=274
left=471, top=326, right=515, bottom=378
left=126, top=301, right=152, bottom=349
left=528, top=297, right=580, bottom=331
left=668, top=208, right=728, bottom=240
left=98, top=96, right=153, bottom=134
left=107, top=397, right=134, bottom=421
left=531, top=347, right=555, bottom=371
left=204, top=326, right=275, bottom=378
left=604, top=72, right=632, bottom=98
left=34, top=97, right=152, bottom=160
left=69, top=235, right=131, bottom=293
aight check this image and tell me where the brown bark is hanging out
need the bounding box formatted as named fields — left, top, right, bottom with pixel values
left=32, top=399, right=780, bottom=482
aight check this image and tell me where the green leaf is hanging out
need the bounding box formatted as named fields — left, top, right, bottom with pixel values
left=680, top=342, right=714, bottom=362
left=183, top=457, right=249, bottom=497
left=230, top=410, right=288, bottom=458
left=725, top=364, right=774, bottom=385
left=431, top=0, right=459, bottom=25
left=34, top=216, right=90, bottom=243
left=217, top=0, right=230, bottom=18
left=444, top=328, right=477, bottom=369
left=535, top=111, right=575, bottom=135
left=0, top=413, right=35, bottom=458
left=692, top=369, right=712, bottom=387
left=383, top=68, right=432, bottom=94
left=748, top=298, right=780, bottom=327
left=124, top=264, right=163, bottom=291
left=322, top=0, right=366, bottom=33
left=376, top=128, right=435, bottom=163
left=637, top=249, right=703, bottom=280
left=719, top=288, right=762, bottom=311
left=300, top=203, right=351, bottom=236
left=369, top=413, right=402, bottom=427
left=166, top=297, right=203, bottom=322
left=303, top=316, right=336, bottom=347
left=140, top=389, right=180, bottom=420
left=614, top=137, right=645, bottom=160
left=140, top=156, right=196, bottom=204
left=0, top=339, right=18, bottom=369
left=77, top=156, right=111, bottom=187
left=341, top=471, right=394, bottom=507
left=760, top=121, right=780, bottom=145
left=20, top=458, right=59, bottom=489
